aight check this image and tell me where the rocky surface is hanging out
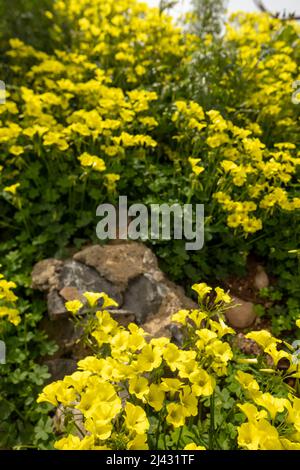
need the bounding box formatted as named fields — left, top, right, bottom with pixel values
left=32, top=241, right=196, bottom=378
left=33, top=242, right=269, bottom=379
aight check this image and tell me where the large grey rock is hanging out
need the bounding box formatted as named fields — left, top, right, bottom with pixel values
left=47, top=290, right=68, bottom=320
left=58, top=260, right=122, bottom=306
left=123, top=274, right=165, bottom=324
left=73, top=242, right=162, bottom=290
left=32, top=242, right=198, bottom=367
left=143, top=282, right=197, bottom=337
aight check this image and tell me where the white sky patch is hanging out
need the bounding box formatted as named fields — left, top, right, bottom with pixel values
left=145, top=0, right=300, bottom=16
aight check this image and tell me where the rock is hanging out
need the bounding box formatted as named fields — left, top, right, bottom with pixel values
left=45, top=358, right=77, bottom=382
left=58, top=260, right=123, bottom=306
left=59, top=286, right=82, bottom=301
left=31, top=259, right=62, bottom=291
left=39, top=316, right=81, bottom=356
left=73, top=242, right=161, bottom=290
left=45, top=260, right=123, bottom=320
left=123, top=274, right=165, bottom=324
left=143, top=283, right=197, bottom=337
left=225, top=295, right=257, bottom=329
left=47, top=290, right=68, bottom=320
left=32, top=241, right=199, bottom=362
left=254, top=265, right=269, bottom=291
left=234, top=333, right=262, bottom=355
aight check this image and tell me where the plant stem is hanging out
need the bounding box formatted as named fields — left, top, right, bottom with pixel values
left=176, top=426, right=183, bottom=450
left=209, top=391, right=215, bottom=450
left=155, top=413, right=162, bottom=449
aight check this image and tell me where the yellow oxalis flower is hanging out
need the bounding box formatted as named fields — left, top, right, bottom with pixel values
left=9, top=145, right=24, bottom=156
left=0, top=306, right=21, bottom=326
left=184, top=443, right=206, bottom=450
left=83, top=291, right=103, bottom=307
left=4, top=183, right=20, bottom=194
left=246, top=330, right=280, bottom=349
left=180, top=386, right=198, bottom=417
left=136, top=344, right=162, bottom=372
left=254, top=393, right=289, bottom=420
left=146, top=384, right=165, bottom=412
left=192, top=283, right=212, bottom=300
left=128, top=376, right=149, bottom=400
left=237, top=403, right=267, bottom=422
left=65, top=299, right=83, bottom=315
left=37, top=381, right=76, bottom=406
left=235, top=371, right=260, bottom=398
left=280, top=439, right=300, bottom=450
left=54, top=435, right=95, bottom=450
left=166, top=403, right=187, bottom=428
left=189, top=368, right=215, bottom=396
left=214, top=287, right=231, bottom=304
left=124, top=402, right=149, bottom=435
left=238, top=419, right=282, bottom=450
left=127, top=434, right=149, bottom=450
left=78, top=152, right=106, bottom=172
left=160, top=378, right=184, bottom=394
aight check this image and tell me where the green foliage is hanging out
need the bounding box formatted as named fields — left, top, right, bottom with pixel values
left=0, top=0, right=53, bottom=52
left=0, top=296, right=57, bottom=449
left=191, top=0, right=228, bottom=36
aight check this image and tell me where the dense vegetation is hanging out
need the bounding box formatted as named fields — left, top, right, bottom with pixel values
left=0, top=0, right=299, bottom=450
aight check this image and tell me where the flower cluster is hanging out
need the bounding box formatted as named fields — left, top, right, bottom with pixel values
left=236, top=326, right=300, bottom=450
left=37, top=284, right=300, bottom=450
left=0, top=273, right=20, bottom=326
left=173, top=102, right=300, bottom=234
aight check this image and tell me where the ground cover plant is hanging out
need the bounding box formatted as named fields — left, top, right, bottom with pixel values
left=0, top=0, right=299, bottom=450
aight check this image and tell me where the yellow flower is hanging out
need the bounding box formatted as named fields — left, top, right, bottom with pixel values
left=4, top=183, right=20, bottom=195
left=280, top=439, right=300, bottom=450
left=254, top=393, right=289, bottom=420
left=124, top=402, right=149, bottom=435
left=214, top=287, right=231, bottom=304
left=9, top=145, right=24, bottom=156
left=78, top=152, right=106, bottom=172
left=166, top=403, right=187, bottom=428
left=136, top=345, right=162, bottom=372
left=192, top=283, right=212, bottom=300
left=246, top=330, right=280, bottom=349
left=171, top=309, right=189, bottom=325
left=237, top=403, right=267, bottom=421
left=65, top=299, right=83, bottom=315
left=83, top=291, right=102, bottom=307
left=127, top=434, right=149, bottom=450
left=180, top=386, right=198, bottom=417
left=189, top=369, right=215, bottom=396
left=0, top=306, right=21, bottom=325
left=209, top=319, right=235, bottom=338
left=238, top=419, right=282, bottom=450
left=160, top=378, right=184, bottom=394
left=286, top=396, right=300, bottom=432
left=54, top=435, right=95, bottom=450
left=128, top=376, right=149, bottom=400
left=184, top=443, right=206, bottom=450
left=98, top=293, right=119, bottom=309
left=264, top=342, right=291, bottom=367
left=146, top=384, right=165, bottom=412
left=37, top=381, right=76, bottom=407
left=235, top=371, right=260, bottom=398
